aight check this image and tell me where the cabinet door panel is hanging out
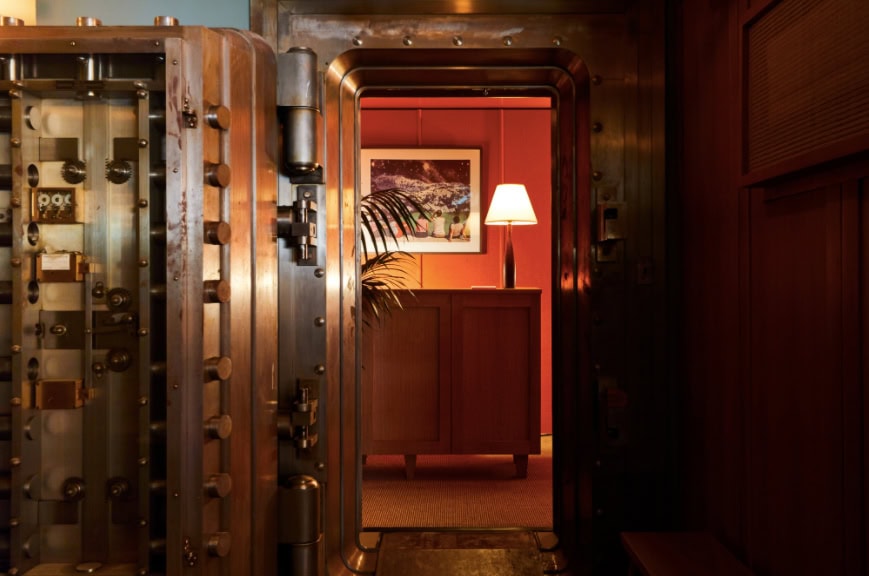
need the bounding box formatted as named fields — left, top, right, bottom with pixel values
left=451, top=292, right=541, bottom=454
left=361, top=293, right=451, bottom=454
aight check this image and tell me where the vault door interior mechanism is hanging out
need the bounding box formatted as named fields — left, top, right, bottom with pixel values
left=0, top=17, right=279, bottom=576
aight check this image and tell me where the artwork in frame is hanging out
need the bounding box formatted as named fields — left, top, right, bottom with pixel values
left=360, top=147, right=483, bottom=253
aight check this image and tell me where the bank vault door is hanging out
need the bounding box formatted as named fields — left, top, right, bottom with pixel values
left=0, top=20, right=279, bottom=576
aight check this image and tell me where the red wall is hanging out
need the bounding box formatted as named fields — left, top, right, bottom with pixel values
left=361, top=100, right=553, bottom=433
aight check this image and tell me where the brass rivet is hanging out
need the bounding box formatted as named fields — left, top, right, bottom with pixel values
left=10, top=397, right=21, bottom=406
left=314, top=364, right=326, bottom=375
left=138, top=457, right=148, bottom=466
left=552, top=36, right=562, bottom=47
left=352, top=36, right=362, bottom=46
left=138, top=199, right=149, bottom=208
left=70, top=41, right=77, bottom=47
left=592, top=171, right=603, bottom=181
left=136, top=90, right=148, bottom=99
left=9, top=517, right=19, bottom=527
left=453, top=36, right=463, bottom=47
left=10, top=345, right=21, bottom=354
left=138, top=328, right=149, bottom=337
left=10, top=197, right=21, bottom=207
left=10, top=457, right=21, bottom=467
left=503, top=36, right=514, bottom=46
left=314, top=268, right=325, bottom=278
left=8, top=90, right=21, bottom=99
left=138, top=139, right=148, bottom=148
left=402, top=36, right=413, bottom=46
left=138, top=396, right=148, bottom=406
left=139, top=518, right=148, bottom=526
left=10, top=137, right=20, bottom=147
left=314, top=317, right=325, bottom=327
left=138, top=259, right=148, bottom=267
left=10, top=257, right=21, bottom=267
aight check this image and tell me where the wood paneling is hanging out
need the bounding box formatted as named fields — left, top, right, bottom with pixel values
left=746, top=180, right=851, bottom=574
left=743, top=0, right=869, bottom=183
left=678, top=0, right=868, bottom=573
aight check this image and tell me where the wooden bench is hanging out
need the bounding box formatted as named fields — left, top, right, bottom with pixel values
left=621, top=532, right=754, bottom=576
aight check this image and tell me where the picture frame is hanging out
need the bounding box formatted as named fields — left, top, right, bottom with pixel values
left=360, top=147, right=483, bottom=253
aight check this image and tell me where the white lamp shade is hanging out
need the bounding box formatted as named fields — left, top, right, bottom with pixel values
left=484, top=183, right=538, bottom=225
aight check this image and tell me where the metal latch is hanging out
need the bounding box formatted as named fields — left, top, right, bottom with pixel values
left=278, top=380, right=319, bottom=450
left=182, top=99, right=198, bottom=129
left=277, top=185, right=319, bottom=265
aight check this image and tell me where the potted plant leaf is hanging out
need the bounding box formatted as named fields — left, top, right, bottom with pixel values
left=359, top=187, right=429, bottom=324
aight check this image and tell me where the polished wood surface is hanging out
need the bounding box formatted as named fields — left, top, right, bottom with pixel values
left=362, top=289, right=541, bottom=476
left=621, top=532, right=753, bottom=576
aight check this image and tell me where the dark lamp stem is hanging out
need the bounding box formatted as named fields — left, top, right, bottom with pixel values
left=504, top=222, right=516, bottom=288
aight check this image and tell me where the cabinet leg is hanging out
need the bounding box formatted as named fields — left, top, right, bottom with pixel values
left=404, top=454, right=417, bottom=480
left=513, top=454, right=528, bottom=478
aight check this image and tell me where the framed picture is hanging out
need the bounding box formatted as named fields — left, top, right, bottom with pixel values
left=360, top=147, right=483, bottom=253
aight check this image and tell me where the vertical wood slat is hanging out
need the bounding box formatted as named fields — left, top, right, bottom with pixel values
left=841, top=177, right=864, bottom=576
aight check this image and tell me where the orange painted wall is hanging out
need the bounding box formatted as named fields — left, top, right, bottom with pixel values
left=361, top=103, right=553, bottom=433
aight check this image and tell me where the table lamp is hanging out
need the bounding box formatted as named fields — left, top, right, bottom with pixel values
left=484, top=183, right=537, bottom=288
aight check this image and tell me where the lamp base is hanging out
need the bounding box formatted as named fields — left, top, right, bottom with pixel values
left=503, top=222, right=516, bottom=289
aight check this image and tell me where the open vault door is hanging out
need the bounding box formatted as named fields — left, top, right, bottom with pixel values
left=0, top=18, right=279, bottom=576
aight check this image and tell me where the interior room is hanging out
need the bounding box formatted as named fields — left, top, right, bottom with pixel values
left=0, top=1, right=866, bottom=576
left=358, top=95, right=553, bottom=530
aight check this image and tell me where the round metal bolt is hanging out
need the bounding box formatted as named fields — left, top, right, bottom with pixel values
left=133, top=81, right=146, bottom=89
left=136, top=90, right=148, bottom=99
left=10, top=397, right=21, bottom=406
left=153, top=41, right=160, bottom=47
left=10, top=197, right=21, bottom=207
left=552, top=36, right=562, bottom=46
left=10, top=137, right=20, bottom=147
left=138, top=328, right=149, bottom=337
left=173, top=491, right=180, bottom=498
left=172, top=59, right=178, bottom=65
left=592, top=171, right=603, bottom=181
left=592, top=74, right=602, bottom=85
left=139, top=518, right=148, bottom=526
left=314, top=364, right=326, bottom=375
left=10, top=258, right=21, bottom=267
left=138, top=259, right=148, bottom=267
left=138, top=396, right=149, bottom=406
left=314, top=268, right=325, bottom=278
left=11, top=345, right=21, bottom=354
left=453, top=36, right=463, bottom=46
left=503, top=36, right=514, bottom=46
left=70, top=41, right=76, bottom=46
left=352, top=36, right=362, bottom=46
left=138, top=199, right=149, bottom=208
left=9, top=89, right=20, bottom=99
left=316, top=462, right=326, bottom=471
left=592, top=122, right=603, bottom=133
left=314, top=317, right=325, bottom=327
left=10, top=457, right=20, bottom=467
left=402, top=36, right=413, bottom=46
left=138, top=139, right=148, bottom=148
left=9, top=517, right=19, bottom=527
left=138, top=457, right=148, bottom=466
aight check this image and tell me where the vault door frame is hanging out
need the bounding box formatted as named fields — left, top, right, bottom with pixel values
left=321, top=48, right=595, bottom=574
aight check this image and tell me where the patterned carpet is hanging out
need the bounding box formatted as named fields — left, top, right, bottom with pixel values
left=362, top=435, right=553, bottom=529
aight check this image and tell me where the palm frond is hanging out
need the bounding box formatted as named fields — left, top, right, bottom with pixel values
left=360, top=187, right=429, bottom=255
left=360, top=251, right=418, bottom=325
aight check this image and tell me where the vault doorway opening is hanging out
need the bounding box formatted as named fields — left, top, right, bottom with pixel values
left=357, top=95, right=555, bottom=530
left=322, top=47, right=592, bottom=571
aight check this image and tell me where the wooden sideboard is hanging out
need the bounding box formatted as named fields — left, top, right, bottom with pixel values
left=361, top=288, right=541, bottom=478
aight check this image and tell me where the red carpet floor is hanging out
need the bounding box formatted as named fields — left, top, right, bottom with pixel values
left=362, top=435, right=553, bottom=529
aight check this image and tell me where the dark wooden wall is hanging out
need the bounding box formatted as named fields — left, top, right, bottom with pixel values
left=675, top=0, right=868, bottom=574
